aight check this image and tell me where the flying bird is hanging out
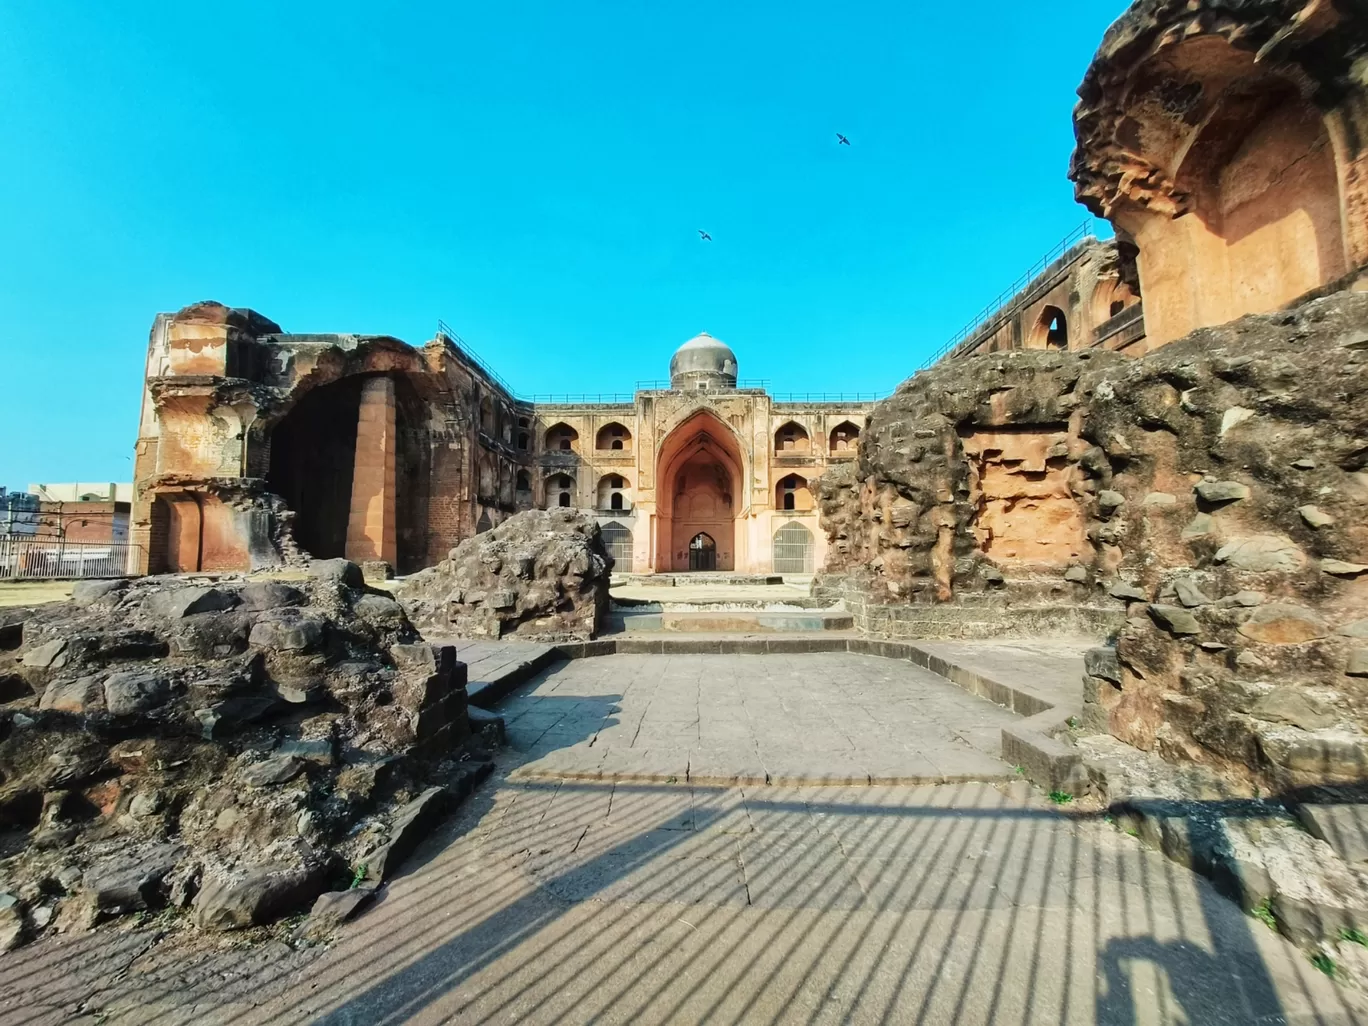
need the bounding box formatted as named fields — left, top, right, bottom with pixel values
left=698, top=230, right=712, bottom=241
left=837, top=133, right=851, bottom=146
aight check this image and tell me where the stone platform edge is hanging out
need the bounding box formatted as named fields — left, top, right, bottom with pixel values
left=463, top=635, right=1086, bottom=792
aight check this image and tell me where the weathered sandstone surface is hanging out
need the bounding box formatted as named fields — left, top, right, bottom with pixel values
left=0, top=561, right=487, bottom=950
left=396, top=508, right=613, bottom=641
left=822, top=289, right=1368, bottom=787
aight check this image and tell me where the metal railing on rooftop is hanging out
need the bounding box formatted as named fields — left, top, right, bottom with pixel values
left=435, top=320, right=524, bottom=400
left=770, top=392, right=884, bottom=404
left=633, top=379, right=772, bottom=392
left=525, top=394, right=638, bottom=405
left=922, top=220, right=1096, bottom=368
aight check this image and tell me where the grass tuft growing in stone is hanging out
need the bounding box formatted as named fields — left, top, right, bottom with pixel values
left=1251, top=899, right=1278, bottom=931
left=1340, top=927, right=1368, bottom=947
left=1312, top=953, right=1337, bottom=978
left=1048, top=791, right=1073, bottom=805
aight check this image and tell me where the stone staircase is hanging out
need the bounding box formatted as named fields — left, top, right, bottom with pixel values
left=606, top=574, right=853, bottom=634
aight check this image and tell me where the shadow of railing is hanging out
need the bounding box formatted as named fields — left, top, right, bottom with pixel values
left=234, top=787, right=1364, bottom=1023
left=3, top=765, right=1366, bottom=1023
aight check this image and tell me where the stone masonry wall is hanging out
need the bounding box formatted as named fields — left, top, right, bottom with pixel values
left=821, top=289, right=1368, bottom=785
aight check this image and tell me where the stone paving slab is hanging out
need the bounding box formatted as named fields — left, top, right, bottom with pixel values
left=15, top=770, right=1364, bottom=1025
left=498, top=652, right=1026, bottom=786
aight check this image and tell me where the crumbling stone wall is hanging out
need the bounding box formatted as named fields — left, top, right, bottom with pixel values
left=822, top=289, right=1368, bottom=786
left=396, top=508, right=613, bottom=641
left=1071, top=0, right=1368, bottom=347
left=0, top=561, right=482, bottom=948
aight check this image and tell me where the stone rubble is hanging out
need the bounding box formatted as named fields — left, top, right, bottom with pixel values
left=395, top=508, right=613, bottom=642
left=0, top=562, right=489, bottom=950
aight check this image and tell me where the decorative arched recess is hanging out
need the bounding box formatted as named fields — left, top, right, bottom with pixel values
left=829, top=421, right=860, bottom=455
left=775, top=474, right=813, bottom=512
left=545, top=423, right=579, bottom=453
left=595, top=422, right=633, bottom=451
left=655, top=409, right=747, bottom=572
left=547, top=473, right=575, bottom=508
left=774, top=421, right=810, bottom=454
left=597, top=473, right=631, bottom=511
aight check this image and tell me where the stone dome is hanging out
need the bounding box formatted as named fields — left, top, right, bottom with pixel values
left=669, top=332, right=738, bottom=390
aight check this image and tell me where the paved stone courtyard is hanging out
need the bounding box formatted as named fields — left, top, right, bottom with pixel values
left=502, top=653, right=1018, bottom=786
left=3, top=652, right=1367, bottom=1025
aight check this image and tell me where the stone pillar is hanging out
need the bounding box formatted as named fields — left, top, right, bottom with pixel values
left=346, top=376, right=398, bottom=565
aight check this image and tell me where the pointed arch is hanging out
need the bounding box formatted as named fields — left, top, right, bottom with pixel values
left=774, top=420, right=810, bottom=454
left=829, top=421, right=860, bottom=454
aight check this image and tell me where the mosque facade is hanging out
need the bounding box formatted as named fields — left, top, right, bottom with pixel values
left=128, top=303, right=874, bottom=578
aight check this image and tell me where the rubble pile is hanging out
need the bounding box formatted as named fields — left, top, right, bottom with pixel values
left=396, top=508, right=613, bottom=641
left=0, top=560, right=486, bottom=951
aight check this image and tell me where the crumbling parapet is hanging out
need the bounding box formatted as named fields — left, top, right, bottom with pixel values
left=1070, top=0, right=1368, bottom=348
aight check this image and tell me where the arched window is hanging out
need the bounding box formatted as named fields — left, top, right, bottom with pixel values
left=829, top=421, right=860, bottom=454
left=479, top=396, right=496, bottom=436
left=597, top=473, right=631, bottom=512
left=595, top=422, right=633, bottom=452
left=517, top=432, right=529, bottom=451
left=776, top=474, right=811, bottom=512
left=546, top=423, right=579, bottom=453
left=774, top=421, right=810, bottom=454
left=688, top=532, right=717, bottom=571
left=601, top=521, right=633, bottom=566
left=1032, top=306, right=1069, bottom=350
left=548, top=473, right=574, bottom=509
left=773, top=522, right=814, bottom=574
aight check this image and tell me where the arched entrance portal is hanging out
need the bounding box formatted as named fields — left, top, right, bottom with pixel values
left=655, top=411, right=746, bottom=572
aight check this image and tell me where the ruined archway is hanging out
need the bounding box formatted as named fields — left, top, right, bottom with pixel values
left=267, top=376, right=363, bottom=561
left=267, top=371, right=431, bottom=571
left=655, top=410, right=746, bottom=572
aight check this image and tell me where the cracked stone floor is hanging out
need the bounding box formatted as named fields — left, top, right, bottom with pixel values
left=3, top=654, right=1368, bottom=1025
left=502, top=653, right=1018, bottom=785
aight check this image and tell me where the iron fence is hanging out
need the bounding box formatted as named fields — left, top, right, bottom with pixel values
left=0, top=537, right=143, bottom=580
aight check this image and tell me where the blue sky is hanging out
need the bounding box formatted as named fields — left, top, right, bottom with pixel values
left=0, top=1, right=1125, bottom=490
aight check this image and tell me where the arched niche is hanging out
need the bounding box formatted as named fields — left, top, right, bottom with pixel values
left=774, top=421, right=810, bottom=454
left=595, top=422, right=633, bottom=451
left=597, top=473, right=632, bottom=511
left=547, top=473, right=575, bottom=508
left=829, top=421, right=860, bottom=455
left=546, top=423, right=580, bottom=453
left=775, top=474, right=813, bottom=512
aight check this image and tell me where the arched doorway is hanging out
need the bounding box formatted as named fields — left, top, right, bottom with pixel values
left=655, top=410, right=746, bottom=572
left=773, top=522, right=813, bottom=574
left=689, top=533, right=717, bottom=571
left=601, top=521, right=633, bottom=568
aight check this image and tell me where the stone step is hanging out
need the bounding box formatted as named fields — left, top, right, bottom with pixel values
left=611, top=597, right=831, bottom=612
left=612, top=573, right=786, bottom=587
left=609, top=609, right=855, bottom=633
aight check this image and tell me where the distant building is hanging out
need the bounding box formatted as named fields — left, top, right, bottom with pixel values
left=25, top=483, right=133, bottom=544
left=0, top=488, right=40, bottom=536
